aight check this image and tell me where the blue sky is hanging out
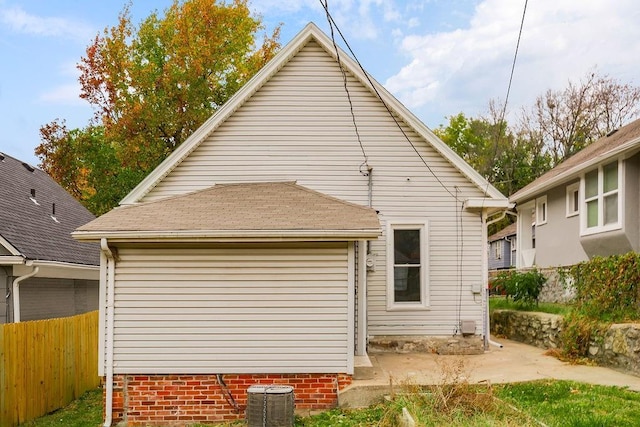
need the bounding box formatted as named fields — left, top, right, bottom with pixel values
left=1, top=0, right=639, bottom=166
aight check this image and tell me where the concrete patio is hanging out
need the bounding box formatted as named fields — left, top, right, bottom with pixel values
left=340, top=338, right=640, bottom=408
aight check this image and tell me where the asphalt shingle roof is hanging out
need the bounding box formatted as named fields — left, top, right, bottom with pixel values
left=488, top=222, right=517, bottom=242
left=77, top=182, right=381, bottom=235
left=0, top=153, right=99, bottom=265
left=510, top=118, right=640, bottom=202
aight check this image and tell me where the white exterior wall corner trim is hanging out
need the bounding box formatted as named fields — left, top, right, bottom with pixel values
left=120, top=22, right=505, bottom=206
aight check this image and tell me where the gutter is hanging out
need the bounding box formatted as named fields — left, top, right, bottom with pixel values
left=11, top=265, right=39, bottom=322
left=101, top=238, right=115, bottom=427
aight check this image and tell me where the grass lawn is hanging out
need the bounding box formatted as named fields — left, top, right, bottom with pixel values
left=25, top=380, right=640, bottom=426
left=489, top=296, right=572, bottom=316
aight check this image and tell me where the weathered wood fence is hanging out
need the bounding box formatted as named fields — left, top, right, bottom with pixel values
left=0, top=311, right=100, bottom=426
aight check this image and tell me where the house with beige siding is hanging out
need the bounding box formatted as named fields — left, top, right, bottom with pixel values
left=510, top=118, right=640, bottom=269
left=73, top=23, right=509, bottom=425
left=0, top=153, right=99, bottom=324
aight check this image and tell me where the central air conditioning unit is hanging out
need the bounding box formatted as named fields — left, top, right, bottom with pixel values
left=246, top=385, right=294, bottom=427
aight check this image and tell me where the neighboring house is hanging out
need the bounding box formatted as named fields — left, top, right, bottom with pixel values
left=488, top=222, right=517, bottom=270
left=510, top=117, right=640, bottom=269
left=0, top=153, right=99, bottom=323
left=73, top=23, right=509, bottom=425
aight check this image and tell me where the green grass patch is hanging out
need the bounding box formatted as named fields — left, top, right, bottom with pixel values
left=21, top=388, right=103, bottom=427
left=27, top=380, right=640, bottom=427
left=489, top=295, right=571, bottom=316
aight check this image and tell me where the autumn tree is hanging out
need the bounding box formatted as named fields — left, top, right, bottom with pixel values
left=37, top=0, right=280, bottom=214
left=518, top=71, right=640, bottom=166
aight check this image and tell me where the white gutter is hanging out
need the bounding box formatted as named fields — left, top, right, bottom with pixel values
left=101, top=238, right=115, bottom=427
left=73, top=229, right=382, bottom=242
left=12, top=265, right=39, bottom=323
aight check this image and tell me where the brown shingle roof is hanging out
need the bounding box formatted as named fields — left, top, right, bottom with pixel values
left=75, top=182, right=381, bottom=240
left=510, top=118, right=640, bottom=203
left=488, top=222, right=517, bottom=242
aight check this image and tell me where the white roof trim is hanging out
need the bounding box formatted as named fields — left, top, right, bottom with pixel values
left=511, top=136, right=640, bottom=203
left=73, top=228, right=382, bottom=242
left=120, top=22, right=505, bottom=205
left=0, top=234, right=22, bottom=256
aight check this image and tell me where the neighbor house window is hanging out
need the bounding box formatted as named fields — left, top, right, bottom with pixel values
left=566, top=182, right=579, bottom=217
left=583, top=160, right=621, bottom=234
left=387, top=221, right=428, bottom=310
left=494, top=240, right=503, bottom=260
left=536, top=196, right=547, bottom=225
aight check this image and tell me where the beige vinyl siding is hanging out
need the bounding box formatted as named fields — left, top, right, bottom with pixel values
left=112, top=243, right=351, bottom=374
left=141, top=40, right=486, bottom=337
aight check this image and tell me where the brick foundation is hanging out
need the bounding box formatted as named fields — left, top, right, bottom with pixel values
left=107, top=373, right=352, bottom=426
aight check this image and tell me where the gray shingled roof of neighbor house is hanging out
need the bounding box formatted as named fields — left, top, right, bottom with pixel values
left=0, top=153, right=99, bottom=265
left=510, top=118, right=640, bottom=202
left=488, top=222, right=517, bottom=242
left=75, top=181, right=381, bottom=237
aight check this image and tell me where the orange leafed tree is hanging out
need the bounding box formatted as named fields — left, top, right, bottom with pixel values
left=37, top=0, right=280, bottom=214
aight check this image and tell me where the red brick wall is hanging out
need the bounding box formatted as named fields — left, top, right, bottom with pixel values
left=107, top=373, right=352, bottom=426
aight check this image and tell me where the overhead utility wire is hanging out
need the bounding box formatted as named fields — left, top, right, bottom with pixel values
left=320, top=0, right=370, bottom=175
left=319, top=0, right=457, bottom=200
left=483, top=0, right=528, bottom=205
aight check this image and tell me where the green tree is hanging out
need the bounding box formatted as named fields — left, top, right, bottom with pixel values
left=37, top=0, right=280, bottom=214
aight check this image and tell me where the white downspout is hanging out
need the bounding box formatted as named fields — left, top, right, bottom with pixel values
left=356, top=240, right=368, bottom=356
left=485, top=211, right=506, bottom=349
left=12, top=265, right=39, bottom=323
left=101, top=238, right=115, bottom=427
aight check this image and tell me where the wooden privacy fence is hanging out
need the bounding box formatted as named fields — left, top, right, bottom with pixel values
left=0, top=310, right=100, bottom=426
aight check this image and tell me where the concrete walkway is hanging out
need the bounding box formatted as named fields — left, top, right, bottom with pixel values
left=339, top=338, right=640, bottom=408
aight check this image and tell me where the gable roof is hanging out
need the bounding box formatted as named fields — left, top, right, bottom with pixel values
left=488, top=222, right=517, bottom=242
left=120, top=22, right=506, bottom=206
left=74, top=182, right=381, bottom=241
left=0, top=153, right=99, bottom=265
left=511, top=118, right=640, bottom=203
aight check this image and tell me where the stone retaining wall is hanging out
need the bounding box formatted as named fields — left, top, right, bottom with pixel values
left=491, top=309, right=640, bottom=376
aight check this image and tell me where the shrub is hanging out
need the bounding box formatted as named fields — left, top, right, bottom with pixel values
left=561, top=252, right=640, bottom=322
left=492, top=269, right=547, bottom=307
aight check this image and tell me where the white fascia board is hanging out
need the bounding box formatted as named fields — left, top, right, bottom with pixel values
left=72, top=228, right=382, bottom=243
left=0, top=234, right=22, bottom=256
left=463, top=198, right=512, bottom=210
left=0, top=255, right=25, bottom=265
left=14, top=260, right=99, bottom=280
left=511, top=137, right=640, bottom=204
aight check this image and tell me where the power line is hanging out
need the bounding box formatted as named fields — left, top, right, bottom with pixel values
left=319, top=0, right=458, bottom=201
left=320, top=0, right=369, bottom=175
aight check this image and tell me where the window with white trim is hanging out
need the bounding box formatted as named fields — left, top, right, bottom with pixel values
left=494, top=240, right=503, bottom=260
left=536, top=196, right=547, bottom=225
left=566, top=182, right=579, bottom=217
left=387, top=222, right=428, bottom=310
left=583, top=160, right=621, bottom=233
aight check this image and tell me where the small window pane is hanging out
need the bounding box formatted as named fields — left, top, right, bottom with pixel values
left=572, top=190, right=579, bottom=212
left=603, top=162, right=618, bottom=193
left=587, top=200, right=598, bottom=227
left=394, top=229, right=420, bottom=264
left=585, top=170, right=598, bottom=198
left=394, top=266, right=421, bottom=302
left=604, top=194, right=618, bottom=225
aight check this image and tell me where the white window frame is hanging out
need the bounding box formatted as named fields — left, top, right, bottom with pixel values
left=566, top=182, right=579, bottom=217
left=536, top=195, right=548, bottom=225
left=494, top=240, right=503, bottom=260
left=386, top=220, right=429, bottom=311
left=581, top=159, right=623, bottom=236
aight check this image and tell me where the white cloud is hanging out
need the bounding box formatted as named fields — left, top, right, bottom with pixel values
left=38, top=83, right=84, bottom=106
left=0, top=6, right=93, bottom=41
left=385, top=0, right=640, bottom=124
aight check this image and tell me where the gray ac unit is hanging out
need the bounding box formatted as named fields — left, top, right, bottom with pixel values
left=246, top=385, right=294, bottom=427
